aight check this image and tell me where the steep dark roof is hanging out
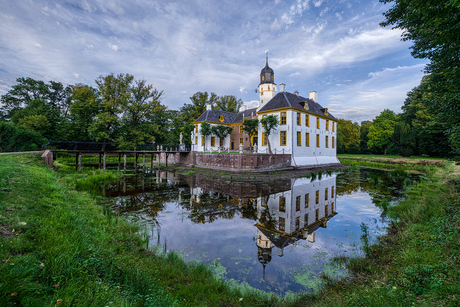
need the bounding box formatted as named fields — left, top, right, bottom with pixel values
left=193, top=108, right=258, bottom=125
left=258, top=91, right=337, bottom=120
left=193, top=109, right=237, bottom=124
left=232, top=107, right=258, bottom=124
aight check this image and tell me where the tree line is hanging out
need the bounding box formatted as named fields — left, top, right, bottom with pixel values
left=0, top=74, right=243, bottom=151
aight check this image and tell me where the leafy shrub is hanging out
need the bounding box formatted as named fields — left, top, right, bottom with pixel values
left=0, top=121, right=47, bottom=152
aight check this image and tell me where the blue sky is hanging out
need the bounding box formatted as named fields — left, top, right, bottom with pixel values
left=0, top=0, right=427, bottom=123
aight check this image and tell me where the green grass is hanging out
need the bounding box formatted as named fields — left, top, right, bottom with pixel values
left=1, top=153, right=458, bottom=306
left=338, top=153, right=449, bottom=161
left=0, top=154, right=279, bottom=306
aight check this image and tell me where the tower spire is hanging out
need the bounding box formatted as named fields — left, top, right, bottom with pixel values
left=265, top=49, right=268, bottom=66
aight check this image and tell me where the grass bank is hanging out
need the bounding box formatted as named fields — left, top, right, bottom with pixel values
left=304, top=155, right=459, bottom=306
left=0, top=154, right=278, bottom=306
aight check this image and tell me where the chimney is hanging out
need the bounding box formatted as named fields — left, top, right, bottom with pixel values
left=309, top=91, right=317, bottom=102
left=294, top=91, right=299, bottom=96
left=206, top=103, right=212, bottom=111
left=280, top=83, right=286, bottom=92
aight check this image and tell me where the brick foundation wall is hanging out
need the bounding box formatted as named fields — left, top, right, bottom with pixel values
left=180, top=152, right=291, bottom=171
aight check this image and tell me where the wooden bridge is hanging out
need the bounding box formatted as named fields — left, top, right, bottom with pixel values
left=43, top=141, right=191, bottom=172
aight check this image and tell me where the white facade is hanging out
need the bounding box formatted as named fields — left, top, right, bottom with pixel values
left=256, top=174, right=337, bottom=254
left=257, top=109, right=339, bottom=166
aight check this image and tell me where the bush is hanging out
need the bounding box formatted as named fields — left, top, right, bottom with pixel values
left=0, top=121, right=47, bottom=152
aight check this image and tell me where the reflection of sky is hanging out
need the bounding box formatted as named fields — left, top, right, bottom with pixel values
left=110, top=170, right=397, bottom=295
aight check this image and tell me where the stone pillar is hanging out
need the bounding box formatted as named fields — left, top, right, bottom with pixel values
left=239, top=144, right=244, bottom=154
left=253, top=145, right=258, bottom=154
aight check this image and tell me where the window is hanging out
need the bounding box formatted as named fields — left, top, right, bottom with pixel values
left=332, top=122, right=335, bottom=132
left=262, top=132, right=267, bottom=146
left=316, top=190, right=319, bottom=204
left=296, top=196, right=301, bottom=211
left=271, top=76, right=273, bottom=81
left=279, top=196, right=286, bottom=212
left=279, top=217, right=285, bottom=231
left=305, top=114, right=309, bottom=126
left=326, top=120, right=329, bottom=130
left=331, top=202, right=335, bottom=212
left=195, top=124, right=198, bottom=133
left=306, top=132, right=310, bottom=147
left=297, top=131, right=301, bottom=146
left=201, top=136, right=205, bottom=146
left=332, top=136, right=335, bottom=148
left=219, top=138, right=223, bottom=147
left=315, top=209, right=319, bottom=221
left=325, top=187, right=328, bottom=200
left=297, top=112, right=301, bottom=125
left=280, top=112, right=287, bottom=125
left=239, top=125, right=243, bottom=133
left=280, top=131, right=287, bottom=146
left=262, top=76, right=265, bottom=81
left=195, top=136, right=198, bottom=144
left=326, top=135, right=329, bottom=148
left=239, top=137, right=243, bottom=145
left=325, top=205, right=329, bottom=216
left=211, top=136, right=215, bottom=147
left=304, top=213, right=309, bottom=225
left=295, top=216, right=300, bottom=230
left=230, top=138, right=234, bottom=150
left=316, top=134, right=320, bottom=147
left=331, top=186, right=335, bottom=198
left=305, top=193, right=309, bottom=208
left=317, top=117, right=320, bottom=129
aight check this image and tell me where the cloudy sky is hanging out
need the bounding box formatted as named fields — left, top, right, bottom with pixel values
left=0, top=0, right=427, bottom=123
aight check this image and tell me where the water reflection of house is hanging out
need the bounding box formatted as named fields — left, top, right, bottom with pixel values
left=255, top=175, right=337, bottom=272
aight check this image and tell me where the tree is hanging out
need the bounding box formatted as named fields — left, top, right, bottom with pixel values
left=0, top=77, right=73, bottom=140
left=118, top=79, right=164, bottom=149
left=380, top=0, right=460, bottom=155
left=260, top=115, right=279, bottom=154
left=392, top=122, right=416, bottom=157
left=360, top=121, right=373, bottom=154
left=398, top=76, right=451, bottom=156
left=337, top=119, right=360, bottom=153
left=200, top=122, right=212, bottom=151
left=210, top=125, right=233, bottom=147
left=215, top=95, right=243, bottom=113
left=69, top=85, right=101, bottom=141
left=89, top=73, right=133, bottom=142
left=367, top=109, right=397, bottom=155
left=0, top=121, right=47, bottom=152
left=242, top=118, right=259, bottom=147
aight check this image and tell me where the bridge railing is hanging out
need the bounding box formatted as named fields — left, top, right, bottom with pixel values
left=44, top=141, right=191, bottom=152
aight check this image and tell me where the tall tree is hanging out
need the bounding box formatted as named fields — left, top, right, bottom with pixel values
left=89, top=73, right=133, bottom=142
left=337, top=119, right=360, bottom=154
left=69, top=84, right=101, bottom=141
left=367, top=109, right=397, bottom=155
left=380, top=0, right=460, bottom=155
left=118, top=79, right=164, bottom=149
left=242, top=118, right=259, bottom=147
left=215, top=95, right=243, bottom=113
left=360, top=121, right=373, bottom=154
left=260, top=115, right=279, bottom=154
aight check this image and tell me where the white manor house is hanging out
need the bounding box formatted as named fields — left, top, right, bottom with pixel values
left=191, top=57, right=339, bottom=167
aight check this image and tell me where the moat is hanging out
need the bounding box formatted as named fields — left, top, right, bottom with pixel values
left=103, top=166, right=415, bottom=294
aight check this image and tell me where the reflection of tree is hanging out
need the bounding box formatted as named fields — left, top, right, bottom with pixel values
left=258, top=207, right=277, bottom=231
left=240, top=198, right=258, bottom=221
left=337, top=167, right=417, bottom=209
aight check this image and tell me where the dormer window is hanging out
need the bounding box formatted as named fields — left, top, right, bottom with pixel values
left=219, top=115, right=224, bottom=122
